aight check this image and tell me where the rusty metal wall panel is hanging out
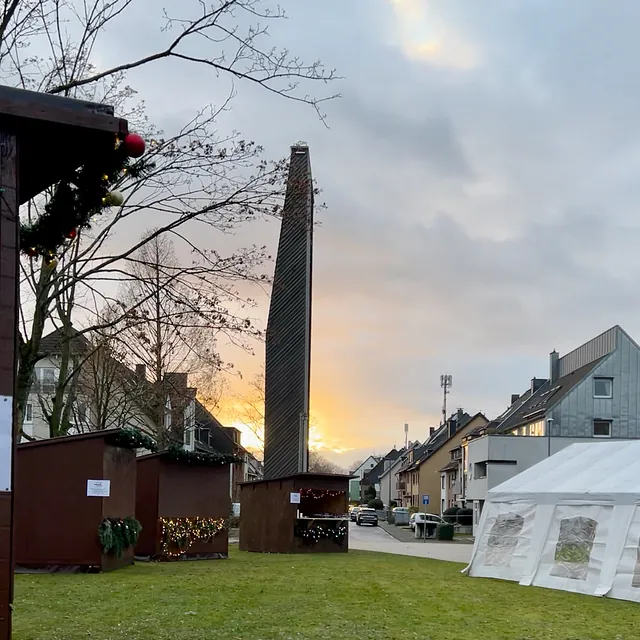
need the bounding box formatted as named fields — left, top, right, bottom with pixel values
left=263, top=145, right=313, bottom=480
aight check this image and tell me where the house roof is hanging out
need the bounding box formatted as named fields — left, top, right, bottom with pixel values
left=495, top=358, right=606, bottom=434
left=39, top=326, right=90, bottom=357
left=408, top=411, right=486, bottom=471
left=378, top=449, right=406, bottom=479
left=362, top=449, right=401, bottom=485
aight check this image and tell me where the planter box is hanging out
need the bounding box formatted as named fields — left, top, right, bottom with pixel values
left=135, top=454, right=230, bottom=559
left=15, top=430, right=137, bottom=572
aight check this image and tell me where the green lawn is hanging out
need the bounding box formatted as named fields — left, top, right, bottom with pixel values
left=14, top=548, right=640, bottom=640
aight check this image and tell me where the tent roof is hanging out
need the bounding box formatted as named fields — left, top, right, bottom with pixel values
left=488, top=440, right=640, bottom=501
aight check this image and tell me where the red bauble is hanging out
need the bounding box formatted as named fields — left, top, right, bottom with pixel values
left=123, top=133, right=145, bottom=158
left=67, top=229, right=77, bottom=240
left=26, top=248, right=38, bottom=257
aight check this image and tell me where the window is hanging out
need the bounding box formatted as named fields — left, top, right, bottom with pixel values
left=40, top=368, right=57, bottom=394
left=593, top=420, right=612, bottom=438
left=594, top=377, right=613, bottom=399
left=24, top=403, right=33, bottom=423
left=551, top=516, right=597, bottom=580
left=76, top=403, right=87, bottom=424
left=485, top=513, right=524, bottom=567
left=184, top=427, right=194, bottom=451
left=441, top=475, right=445, bottom=489
left=164, top=397, right=172, bottom=429
left=474, top=462, right=487, bottom=479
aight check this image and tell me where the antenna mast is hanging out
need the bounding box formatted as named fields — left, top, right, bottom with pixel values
left=440, top=374, right=453, bottom=425
left=404, top=423, right=408, bottom=450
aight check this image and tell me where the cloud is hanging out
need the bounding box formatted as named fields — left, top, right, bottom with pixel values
left=387, top=0, right=481, bottom=69
left=36, top=0, right=640, bottom=468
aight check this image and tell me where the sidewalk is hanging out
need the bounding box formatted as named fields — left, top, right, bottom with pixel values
left=350, top=523, right=472, bottom=563
left=378, top=520, right=474, bottom=544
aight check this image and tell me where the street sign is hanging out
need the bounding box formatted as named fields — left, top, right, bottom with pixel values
left=422, top=494, right=430, bottom=505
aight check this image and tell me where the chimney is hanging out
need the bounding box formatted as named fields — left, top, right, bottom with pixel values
left=550, top=350, right=559, bottom=383
left=531, top=378, right=545, bottom=394
left=511, top=394, right=520, bottom=405
left=429, top=427, right=436, bottom=437
left=135, top=364, right=146, bottom=381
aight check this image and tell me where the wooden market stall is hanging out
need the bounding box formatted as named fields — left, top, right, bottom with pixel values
left=239, top=473, right=351, bottom=554
left=15, top=429, right=140, bottom=572
left=0, top=85, right=128, bottom=637
left=135, top=452, right=232, bottom=560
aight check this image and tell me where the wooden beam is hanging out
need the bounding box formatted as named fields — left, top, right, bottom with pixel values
left=0, top=85, right=127, bottom=134
left=0, top=129, right=19, bottom=640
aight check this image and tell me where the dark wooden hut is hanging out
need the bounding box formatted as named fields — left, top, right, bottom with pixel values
left=0, top=84, right=127, bottom=638
left=136, top=453, right=231, bottom=559
left=15, top=430, right=137, bottom=572
left=239, top=473, right=351, bottom=554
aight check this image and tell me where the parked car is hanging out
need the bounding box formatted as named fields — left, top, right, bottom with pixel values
left=410, top=513, right=445, bottom=538
left=356, top=507, right=378, bottom=526
left=409, top=513, right=445, bottom=530
left=350, top=506, right=361, bottom=522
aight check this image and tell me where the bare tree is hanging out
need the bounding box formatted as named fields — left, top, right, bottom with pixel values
left=7, top=0, right=338, bottom=436
left=1, top=0, right=339, bottom=118
left=233, top=371, right=266, bottom=449
left=308, top=451, right=344, bottom=475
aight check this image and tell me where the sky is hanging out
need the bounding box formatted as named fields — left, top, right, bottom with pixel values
left=31, top=0, right=640, bottom=467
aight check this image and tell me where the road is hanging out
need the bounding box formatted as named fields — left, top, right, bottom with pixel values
left=349, top=521, right=472, bottom=564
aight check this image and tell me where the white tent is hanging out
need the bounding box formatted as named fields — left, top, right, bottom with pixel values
left=464, top=440, right=640, bottom=601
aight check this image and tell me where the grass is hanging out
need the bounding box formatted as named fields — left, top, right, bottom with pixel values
left=14, top=548, right=640, bottom=640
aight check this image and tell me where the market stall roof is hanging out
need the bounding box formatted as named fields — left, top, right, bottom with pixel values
left=239, top=471, right=355, bottom=486
left=0, top=85, right=127, bottom=203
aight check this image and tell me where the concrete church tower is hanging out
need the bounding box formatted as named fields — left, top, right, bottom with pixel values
left=262, top=143, right=314, bottom=480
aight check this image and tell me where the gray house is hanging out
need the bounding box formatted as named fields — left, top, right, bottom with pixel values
left=465, top=325, right=640, bottom=533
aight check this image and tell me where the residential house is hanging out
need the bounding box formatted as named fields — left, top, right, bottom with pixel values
left=465, top=325, right=640, bottom=534
left=360, top=449, right=401, bottom=503
left=348, top=455, right=380, bottom=501
left=414, top=410, right=488, bottom=516
left=25, top=328, right=262, bottom=500
left=396, top=440, right=430, bottom=507
left=379, top=449, right=407, bottom=507
left=439, top=444, right=463, bottom=512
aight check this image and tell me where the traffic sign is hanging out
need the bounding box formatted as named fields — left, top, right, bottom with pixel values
left=422, top=494, right=430, bottom=505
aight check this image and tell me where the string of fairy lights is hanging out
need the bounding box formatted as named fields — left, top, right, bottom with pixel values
left=296, top=520, right=348, bottom=546
left=298, top=488, right=346, bottom=500
left=159, top=516, right=226, bottom=559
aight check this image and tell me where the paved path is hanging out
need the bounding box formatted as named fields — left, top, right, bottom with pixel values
left=349, top=522, right=472, bottom=564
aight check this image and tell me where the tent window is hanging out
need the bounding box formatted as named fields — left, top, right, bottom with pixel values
left=551, top=516, right=597, bottom=580
left=485, top=513, right=524, bottom=567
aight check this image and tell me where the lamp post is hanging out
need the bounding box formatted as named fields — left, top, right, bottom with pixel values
left=547, top=418, right=554, bottom=458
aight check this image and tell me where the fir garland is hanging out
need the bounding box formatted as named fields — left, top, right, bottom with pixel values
left=20, top=134, right=153, bottom=263
left=98, top=516, right=142, bottom=557
left=163, top=444, right=239, bottom=466
left=159, top=517, right=226, bottom=558
left=107, top=427, right=157, bottom=452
